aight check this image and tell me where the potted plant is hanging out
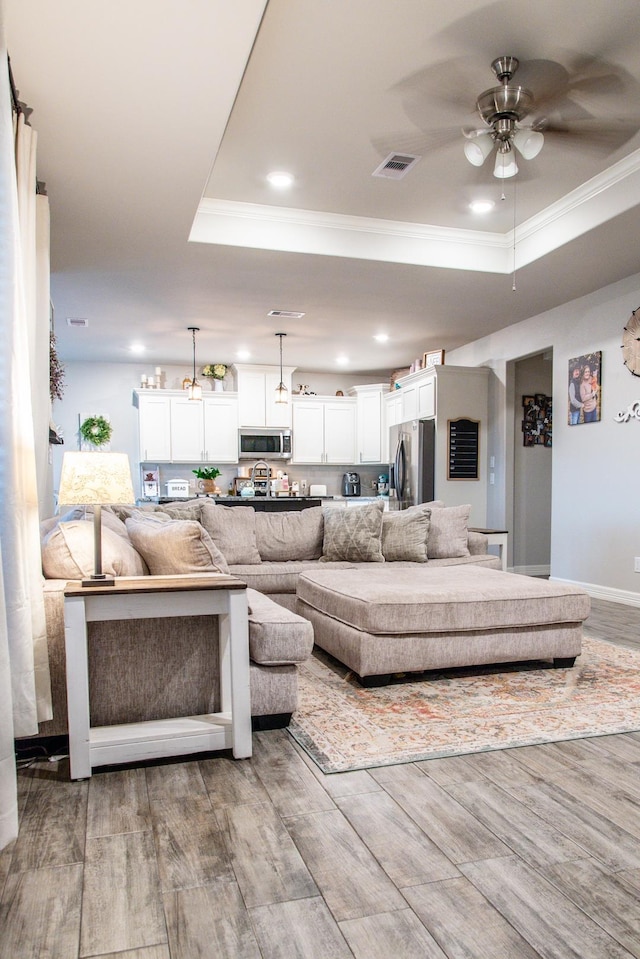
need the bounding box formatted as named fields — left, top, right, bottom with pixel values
left=202, top=364, right=227, bottom=391
left=192, top=466, right=221, bottom=494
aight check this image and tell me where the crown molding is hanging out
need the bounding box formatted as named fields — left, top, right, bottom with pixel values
left=190, top=148, right=640, bottom=275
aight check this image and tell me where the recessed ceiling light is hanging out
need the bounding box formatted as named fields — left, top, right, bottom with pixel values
left=130, top=342, right=145, bottom=354
left=236, top=349, right=251, bottom=361
left=267, top=171, right=294, bottom=189
left=374, top=333, right=389, bottom=343
left=469, top=200, right=495, bottom=214
left=336, top=355, right=349, bottom=366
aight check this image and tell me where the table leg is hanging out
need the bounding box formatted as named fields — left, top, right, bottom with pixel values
left=226, top=589, right=252, bottom=759
left=63, top=596, right=92, bottom=779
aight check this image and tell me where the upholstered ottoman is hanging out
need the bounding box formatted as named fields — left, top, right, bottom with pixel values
left=296, top=567, right=590, bottom=685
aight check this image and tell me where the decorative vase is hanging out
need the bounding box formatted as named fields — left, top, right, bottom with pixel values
left=214, top=379, right=224, bottom=392
left=199, top=479, right=216, bottom=493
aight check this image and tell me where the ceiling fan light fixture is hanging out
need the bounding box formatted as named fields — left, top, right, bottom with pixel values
left=493, top=147, right=518, bottom=179
left=464, top=135, right=493, bottom=167
left=513, top=128, right=544, bottom=160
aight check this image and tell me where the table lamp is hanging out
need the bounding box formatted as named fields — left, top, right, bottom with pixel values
left=57, top=451, right=135, bottom=587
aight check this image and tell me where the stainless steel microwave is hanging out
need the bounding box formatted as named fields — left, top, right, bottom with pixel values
left=238, top=428, right=292, bottom=460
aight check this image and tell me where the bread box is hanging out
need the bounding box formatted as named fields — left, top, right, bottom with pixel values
left=165, top=479, right=191, bottom=499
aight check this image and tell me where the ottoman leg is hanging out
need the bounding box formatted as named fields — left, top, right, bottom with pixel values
left=553, top=656, right=577, bottom=668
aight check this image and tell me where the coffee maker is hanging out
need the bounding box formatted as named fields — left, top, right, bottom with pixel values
left=342, top=471, right=361, bottom=497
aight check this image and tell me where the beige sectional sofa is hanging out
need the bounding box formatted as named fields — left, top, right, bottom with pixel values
left=37, top=497, right=501, bottom=739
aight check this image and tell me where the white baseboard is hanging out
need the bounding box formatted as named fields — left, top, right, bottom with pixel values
left=550, top=577, right=640, bottom=608
left=511, top=564, right=551, bottom=577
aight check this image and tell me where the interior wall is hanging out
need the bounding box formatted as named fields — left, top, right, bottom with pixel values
left=512, top=353, right=552, bottom=574
left=448, top=271, right=640, bottom=603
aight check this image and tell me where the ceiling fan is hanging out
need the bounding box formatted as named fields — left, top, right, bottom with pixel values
left=460, top=53, right=640, bottom=179
left=462, top=56, right=547, bottom=178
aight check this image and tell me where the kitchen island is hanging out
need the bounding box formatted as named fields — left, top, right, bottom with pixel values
left=154, top=496, right=324, bottom=512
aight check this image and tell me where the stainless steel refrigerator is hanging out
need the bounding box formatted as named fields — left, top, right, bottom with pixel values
left=389, top=419, right=435, bottom=510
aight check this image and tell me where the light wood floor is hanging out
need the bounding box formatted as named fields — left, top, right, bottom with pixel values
left=2, top=597, right=640, bottom=958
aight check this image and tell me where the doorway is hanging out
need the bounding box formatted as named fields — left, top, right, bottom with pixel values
left=511, top=351, right=553, bottom=575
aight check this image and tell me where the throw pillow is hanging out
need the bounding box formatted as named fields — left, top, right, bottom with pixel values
left=200, top=502, right=262, bottom=565
left=58, top=505, right=131, bottom=539
left=381, top=505, right=431, bottom=562
left=320, top=500, right=385, bottom=563
left=427, top=504, right=471, bottom=559
left=125, top=517, right=229, bottom=575
left=161, top=500, right=205, bottom=522
left=42, top=520, right=148, bottom=579
left=255, top=507, right=324, bottom=561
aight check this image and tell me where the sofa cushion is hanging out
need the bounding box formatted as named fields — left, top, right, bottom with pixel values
left=125, top=517, right=229, bottom=574
left=427, top=504, right=471, bottom=559
left=159, top=500, right=206, bottom=522
left=381, top=505, right=431, bottom=562
left=320, top=500, right=385, bottom=563
left=297, top=566, right=591, bottom=636
left=255, top=507, right=324, bottom=562
left=200, top=502, right=262, bottom=565
left=246, top=588, right=314, bottom=665
left=228, top=560, right=357, bottom=594
left=42, top=520, right=148, bottom=579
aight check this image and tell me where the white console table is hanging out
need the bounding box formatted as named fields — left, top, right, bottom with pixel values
left=63, top=574, right=251, bottom=779
left=469, top=528, right=509, bottom=571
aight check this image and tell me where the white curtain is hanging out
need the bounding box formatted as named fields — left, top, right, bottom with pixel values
left=0, top=6, right=52, bottom=850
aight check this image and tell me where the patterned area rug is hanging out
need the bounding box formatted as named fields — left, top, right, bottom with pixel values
left=288, top=637, right=640, bottom=773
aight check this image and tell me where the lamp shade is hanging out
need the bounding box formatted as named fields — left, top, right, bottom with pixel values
left=463, top=135, right=494, bottom=167
left=513, top=128, right=544, bottom=160
left=58, top=452, right=135, bottom=506
left=493, top=149, right=519, bottom=179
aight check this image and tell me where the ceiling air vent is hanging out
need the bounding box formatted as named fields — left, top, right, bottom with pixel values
left=268, top=310, right=306, bottom=319
left=372, top=153, right=421, bottom=179
left=66, top=317, right=89, bottom=328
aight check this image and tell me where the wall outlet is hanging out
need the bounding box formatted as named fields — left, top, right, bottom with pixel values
left=635, top=557, right=640, bottom=573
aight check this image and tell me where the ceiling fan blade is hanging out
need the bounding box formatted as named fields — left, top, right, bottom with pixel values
left=372, top=126, right=462, bottom=159
left=462, top=127, right=491, bottom=140
left=538, top=116, right=640, bottom=154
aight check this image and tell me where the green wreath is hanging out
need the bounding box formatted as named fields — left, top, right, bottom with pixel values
left=80, top=415, right=113, bottom=447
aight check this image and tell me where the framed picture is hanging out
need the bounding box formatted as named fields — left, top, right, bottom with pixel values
left=423, top=349, right=445, bottom=368
left=522, top=394, right=552, bottom=447
left=568, top=351, right=602, bottom=426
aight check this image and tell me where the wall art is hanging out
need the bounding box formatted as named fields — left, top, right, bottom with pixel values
left=568, top=351, right=601, bottom=425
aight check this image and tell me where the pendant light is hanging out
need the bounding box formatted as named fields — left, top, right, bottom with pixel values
left=187, top=326, right=202, bottom=401
left=274, top=332, right=288, bottom=405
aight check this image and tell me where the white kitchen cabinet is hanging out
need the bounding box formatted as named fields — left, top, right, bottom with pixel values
left=401, top=382, right=418, bottom=421
left=202, top=394, right=238, bottom=463
left=349, top=384, right=387, bottom=465
left=171, top=393, right=239, bottom=463
left=292, top=396, right=356, bottom=464
left=233, top=364, right=296, bottom=428
left=382, top=391, right=402, bottom=464
left=134, top=390, right=238, bottom=464
left=417, top=376, right=436, bottom=418
left=170, top=395, right=205, bottom=462
left=134, top=392, right=171, bottom=461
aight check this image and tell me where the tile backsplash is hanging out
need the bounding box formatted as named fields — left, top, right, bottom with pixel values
left=148, top=462, right=387, bottom=499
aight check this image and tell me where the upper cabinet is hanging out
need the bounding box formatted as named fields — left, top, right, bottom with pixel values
left=233, top=364, right=296, bottom=429
left=291, top=396, right=357, bottom=464
left=135, top=392, right=172, bottom=462
left=349, top=384, right=387, bottom=465
left=134, top=390, right=238, bottom=463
